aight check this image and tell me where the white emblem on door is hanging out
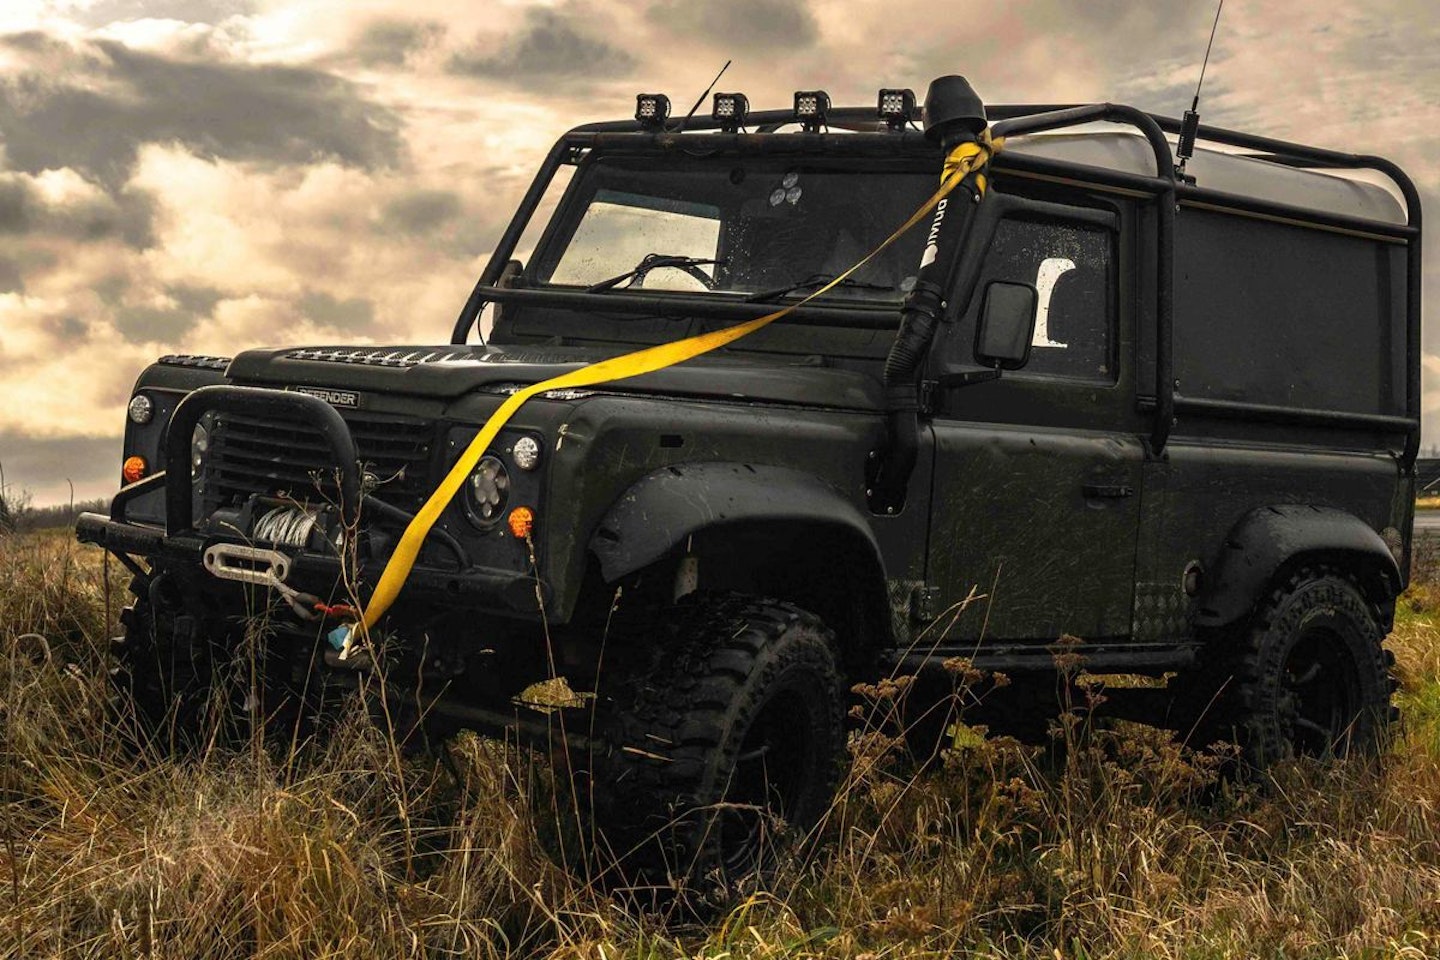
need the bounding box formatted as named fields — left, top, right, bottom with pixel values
left=1033, top=257, right=1076, bottom=348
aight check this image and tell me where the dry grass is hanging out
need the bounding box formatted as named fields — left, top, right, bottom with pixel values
left=3, top=528, right=1440, bottom=958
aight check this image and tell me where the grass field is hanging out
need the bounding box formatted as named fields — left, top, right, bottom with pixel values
left=3, top=529, right=1439, bottom=958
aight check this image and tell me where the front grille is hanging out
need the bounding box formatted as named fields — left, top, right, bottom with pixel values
left=203, top=410, right=437, bottom=514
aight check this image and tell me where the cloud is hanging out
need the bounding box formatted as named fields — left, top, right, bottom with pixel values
left=447, top=5, right=634, bottom=85
left=0, top=34, right=405, bottom=186
left=0, top=430, right=122, bottom=508
left=74, top=0, right=256, bottom=28
left=647, top=0, right=818, bottom=52
left=297, top=290, right=377, bottom=332
left=113, top=301, right=195, bottom=343
left=351, top=17, right=445, bottom=67
left=0, top=170, right=157, bottom=248
left=380, top=188, right=462, bottom=236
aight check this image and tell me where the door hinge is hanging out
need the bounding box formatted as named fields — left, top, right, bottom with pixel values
left=919, top=379, right=937, bottom=416
left=910, top=584, right=941, bottom=622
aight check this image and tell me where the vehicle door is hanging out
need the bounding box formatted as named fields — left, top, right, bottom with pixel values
left=923, top=184, right=1145, bottom=645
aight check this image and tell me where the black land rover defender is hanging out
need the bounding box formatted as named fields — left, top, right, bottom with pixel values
left=79, top=77, right=1422, bottom=884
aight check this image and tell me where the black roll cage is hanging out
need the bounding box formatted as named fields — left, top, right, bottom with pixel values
left=450, top=102, right=1422, bottom=466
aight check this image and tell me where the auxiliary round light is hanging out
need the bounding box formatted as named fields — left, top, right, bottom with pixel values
left=127, top=394, right=154, bottom=425
left=508, top=506, right=535, bottom=539
left=190, top=421, right=210, bottom=480
left=465, top=454, right=510, bottom=526
left=122, top=455, right=148, bottom=484
left=512, top=435, right=541, bottom=471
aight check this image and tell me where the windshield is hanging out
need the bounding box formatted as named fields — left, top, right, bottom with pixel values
left=534, top=156, right=935, bottom=303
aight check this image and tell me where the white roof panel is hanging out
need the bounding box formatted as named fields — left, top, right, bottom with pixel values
left=1004, top=132, right=1407, bottom=226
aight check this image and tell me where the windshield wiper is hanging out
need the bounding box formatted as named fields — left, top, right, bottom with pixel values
left=584, top=253, right=726, bottom=294
left=743, top=273, right=896, bottom=303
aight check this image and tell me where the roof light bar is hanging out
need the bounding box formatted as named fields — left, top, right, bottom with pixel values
left=711, top=92, right=749, bottom=132
left=793, top=90, right=830, bottom=132
left=878, top=88, right=916, bottom=129
left=635, top=93, right=670, bottom=127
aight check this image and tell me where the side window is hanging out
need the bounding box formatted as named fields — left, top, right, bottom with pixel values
left=974, top=217, right=1114, bottom=381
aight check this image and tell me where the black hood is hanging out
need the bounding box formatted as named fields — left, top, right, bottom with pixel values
left=223, top=343, right=885, bottom=411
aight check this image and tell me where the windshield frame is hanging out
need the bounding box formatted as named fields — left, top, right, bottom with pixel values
left=452, top=131, right=949, bottom=338
left=530, top=150, right=939, bottom=306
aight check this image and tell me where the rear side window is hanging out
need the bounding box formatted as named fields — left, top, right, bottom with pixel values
left=968, top=216, right=1115, bottom=382
left=1174, top=210, right=1406, bottom=416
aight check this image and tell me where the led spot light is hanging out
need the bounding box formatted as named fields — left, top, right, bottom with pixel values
left=635, top=93, right=670, bottom=127
left=712, top=92, right=749, bottom=132
left=127, top=394, right=154, bottom=425
left=793, top=90, right=830, bottom=132
left=511, top=435, right=541, bottom=471
left=878, top=88, right=916, bottom=129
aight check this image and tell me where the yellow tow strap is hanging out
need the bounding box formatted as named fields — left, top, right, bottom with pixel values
left=340, top=134, right=1001, bottom=645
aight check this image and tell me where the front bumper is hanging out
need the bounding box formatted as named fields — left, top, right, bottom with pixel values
left=79, top=384, right=550, bottom=616
left=76, top=511, right=546, bottom=613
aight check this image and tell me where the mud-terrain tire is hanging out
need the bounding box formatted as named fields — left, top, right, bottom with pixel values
left=112, top=576, right=329, bottom=753
left=584, top=594, right=847, bottom=894
left=111, top=578, right=218, bottom=750
left=1182, top=568, right=1394, bottom=769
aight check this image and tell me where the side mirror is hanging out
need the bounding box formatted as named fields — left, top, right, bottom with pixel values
left=974, top=280, right=1038, bottom=370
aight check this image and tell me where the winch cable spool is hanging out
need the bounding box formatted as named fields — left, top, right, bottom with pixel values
left=253, top=505, right=318, bottom=549
left=332, top=109, right=1003, bottom=655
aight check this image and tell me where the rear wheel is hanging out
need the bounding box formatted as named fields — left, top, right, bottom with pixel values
left=583, top=594, right=847, bottom=893
left=1182, top=568, right=1394, bottom=769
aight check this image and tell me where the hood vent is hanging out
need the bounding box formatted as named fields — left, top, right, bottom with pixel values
left=286, top=348, right=472, bottom=368
left=159, top=354, right=231, bottom=371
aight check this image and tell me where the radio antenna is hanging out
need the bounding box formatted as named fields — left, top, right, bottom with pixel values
left=681, top=59, right=732, bottom=128
left=1177, top=0, right=1225, bottom=178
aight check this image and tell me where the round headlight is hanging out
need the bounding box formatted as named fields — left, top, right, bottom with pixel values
left=465, top=455, right=510, bottom=526
left=512, top=435, right=541, bottom=471
left=191, top=421, right=209, bottom=480
left=128, top=394, right=154, bottom=425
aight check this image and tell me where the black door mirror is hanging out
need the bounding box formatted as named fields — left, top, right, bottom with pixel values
left=974, top=280, right=1038, bottom=370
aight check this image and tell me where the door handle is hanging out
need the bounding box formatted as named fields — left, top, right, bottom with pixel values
left=1082, top=482, right=1135, bottom=499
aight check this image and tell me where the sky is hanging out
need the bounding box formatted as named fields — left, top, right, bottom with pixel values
left=0, top=0, right=1435, bottom=506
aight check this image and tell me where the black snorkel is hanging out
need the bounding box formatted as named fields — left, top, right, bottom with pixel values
left=870, top=76, right=991, bottom=513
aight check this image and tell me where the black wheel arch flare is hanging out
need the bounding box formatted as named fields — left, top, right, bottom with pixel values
left=1195, top=504, right=1402, bottom=629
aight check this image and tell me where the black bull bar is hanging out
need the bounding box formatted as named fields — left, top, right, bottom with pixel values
left=160, top=385, right=362, bottom=534
left=80, top=385, right=360, bottom=534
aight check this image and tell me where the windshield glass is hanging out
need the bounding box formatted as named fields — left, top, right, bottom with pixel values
left=535, top=156, right=935, bottom=303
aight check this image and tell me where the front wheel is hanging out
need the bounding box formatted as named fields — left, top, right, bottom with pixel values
left=583, top=594, right=847, bottom=892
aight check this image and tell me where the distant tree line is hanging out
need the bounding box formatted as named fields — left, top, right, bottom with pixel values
left=0, top=472, right=108, bottom=535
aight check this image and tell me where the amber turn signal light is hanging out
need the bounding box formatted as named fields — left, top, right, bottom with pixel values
left=507, top=506, right=535, bottom=539
left=122, top=455, right=148, bottom=484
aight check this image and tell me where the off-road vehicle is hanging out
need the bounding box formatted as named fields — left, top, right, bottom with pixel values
left=79, top=76, right=1422, bottom=885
